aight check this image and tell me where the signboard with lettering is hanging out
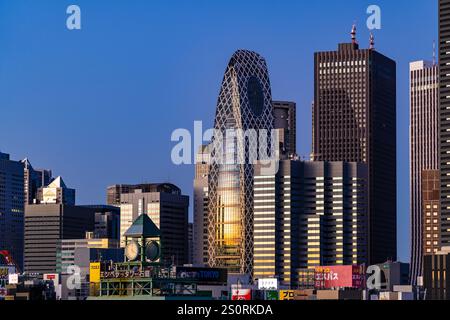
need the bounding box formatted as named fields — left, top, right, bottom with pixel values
left=314, top=265, right=364, bottom=289
left=231, top=289, right=252, bottom=300
left=43, top=273, right=60, bottom=285
left=89, top=263, right=101, bottom=283
left=176, top=267, right=227, bottom=285
left=265, top=290, right=279, bottom=300
left=8, top=273, right=18, bottom=285
left=279, top=290, right=295, bottom=300
left=257, top=278, right=278, bottom=290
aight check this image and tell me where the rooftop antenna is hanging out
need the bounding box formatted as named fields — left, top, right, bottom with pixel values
left=351, top=23, right=357, bottom=44
left=369, top=33, right=375, bottom=50
left=433, top=40, right=436, bottom=66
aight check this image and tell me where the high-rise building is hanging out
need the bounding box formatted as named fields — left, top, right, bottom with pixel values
left=273, top=101, right=296, bottom=157
left=36, top=176, right=75, bottom=206
left=188, top=222, right=193, bottom=265
left=0, top=152, right=25, bottom=269
left=409, top=60, right=439, bottom=285
left=22, top=158, right=52, bottom=205
left=439, top=0, right=450, bottom=250
left=82, top=205, right=120, bottom=240
left=109, top=183, right=189, bottom=266
left=253, top=160, right=368, bottom=286
left=193, top=145, right=210, bottom=266
left=207, top=50, right=274, bottom=275
left=24, top=204, right=95, bottom=274
left=422, top=170, right=441, bottom=256
left=424, top=247, right=450, bottom=300
left=313, top=28, right=397, bottom=264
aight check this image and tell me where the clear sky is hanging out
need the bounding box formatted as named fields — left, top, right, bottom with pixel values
left=0, top=0, right=438, bottom=262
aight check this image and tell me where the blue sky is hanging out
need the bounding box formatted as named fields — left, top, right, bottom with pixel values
left=0, top=0, right=438, bottom=262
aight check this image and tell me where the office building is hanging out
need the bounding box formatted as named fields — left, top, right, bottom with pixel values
left=253, top=160, right=368, bottom=286
left=376, top=261, right=410, bottom=291
left=207, top=50, right=274, bottom=274
left=193, top=145, right=210, bottom=266
left=422, top=170, right=441, bottom=257
left=36, top=176, right=75, bottom=206
left=0, top=152, right=25, bottom=269
left=56, top=234, right=122, bottom=300
left=82, top=205, right=120, bottom=240
left=22, top=158, right=52, bottom=205
left=188, top=222, right=193, bottom=265
left=56, top=234, right=120, bottom=274
left=24, top=204, right=95, bottom=274
left=423, top=247, right=450, bottom=300
left=313, top=27, right=397, bottom=264
left=410, top=60, right=439, bottom=285
left=440, top=0, right=450, bottom=249
left=109, top=183, right=189, bottom=266
left=273, top=101, right=297, bottom=157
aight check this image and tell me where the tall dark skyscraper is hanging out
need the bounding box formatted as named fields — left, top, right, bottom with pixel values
left=439, top=0, right=450, bottom=250
left=0, top=152, right=25, bottom=269
left=313, top=28, right=397, bottom=264
left=207, top=50, right=274, bottom=275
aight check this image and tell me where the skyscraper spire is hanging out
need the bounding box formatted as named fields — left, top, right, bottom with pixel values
left=351, top=23, right=357, bottom=44
left=369, top=33, right=375, bottom=50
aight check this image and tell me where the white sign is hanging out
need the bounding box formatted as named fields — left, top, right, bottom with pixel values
left=8, top=273, right=18, bottom=285
left=258, top=278, right=278, bottom=290
left=43, top=273, right=60, bottom=285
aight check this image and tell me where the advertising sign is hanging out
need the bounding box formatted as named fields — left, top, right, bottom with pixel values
left=43, top=273, right=60, bottom=285
left=0, top=266, right=15, bottom=280
left=279, top=290, right=295, bottom=300
left=8, top=273, right=19, bottom=285
left=257, top=278, right=278, bottom=290
left=176, top=267, right=227, bottom=285
left=90, top=262, right=101, bottom=283
left=265, top=290, right=279, bottom=300
left=314, top=265, right=364, bottom=289
left=231, top=289, right=252, bottom=300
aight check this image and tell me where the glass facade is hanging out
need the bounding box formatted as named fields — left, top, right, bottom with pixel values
left=207, top=50, right=274, bottom=275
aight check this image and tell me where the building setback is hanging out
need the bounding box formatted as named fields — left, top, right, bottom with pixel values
left=0, top=152, right=25, bottom=269
left=253, top=160, right=368, bottom=287
left=409, top=60, right=439, bottom=285
left=109, top=183, right=189, bottom=266
left=313, top=29, right=397, bottom=264
left=24, top=204, right=95, bottom=274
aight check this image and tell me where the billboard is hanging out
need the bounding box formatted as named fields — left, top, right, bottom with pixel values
left=279, top=290, right=295, bottom=300
left=8, top=273, right=18, bottom=285
left=231, top=289, right=252, bottom=300
left=90, top=262, right=101, bottom=283
left=43, top=273, right=60, bottom=285
left=257, top=278, right=278, bottom=290
left=314, top=265, right=364, bottom=289
left=0, top=266, right=15, bottom=280
left=265, top=290, right=279, bottom=300
left=176, top=267, right=227, bottom=285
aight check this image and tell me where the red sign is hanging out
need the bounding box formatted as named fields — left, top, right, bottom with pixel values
left=314, top=265, right=364, bottom=289
left=231, top=289, right=252, bottom=300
